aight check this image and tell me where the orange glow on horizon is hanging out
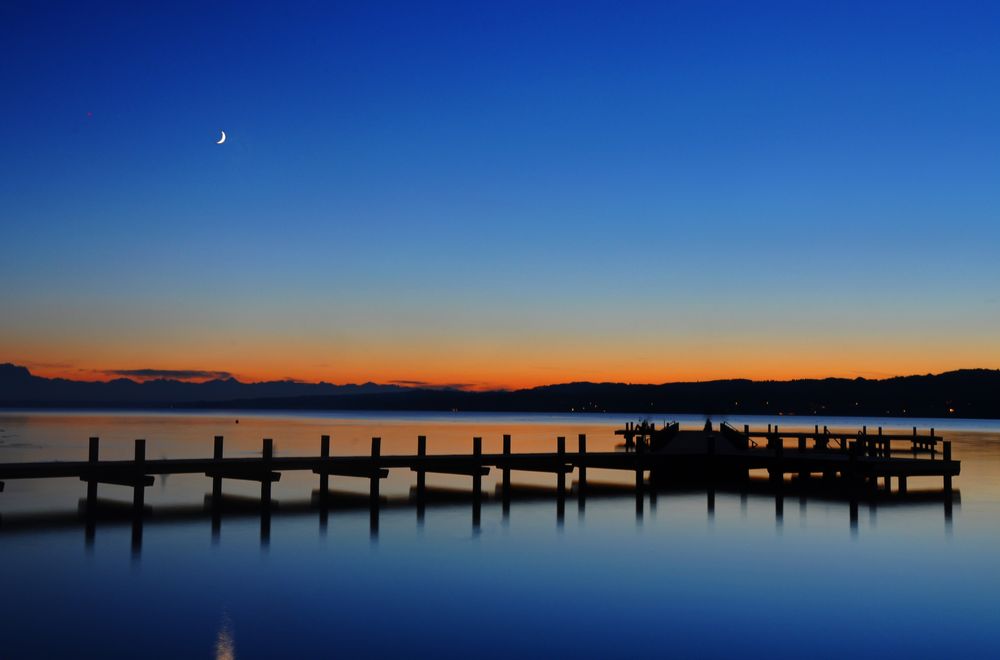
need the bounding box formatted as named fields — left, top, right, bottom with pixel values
left=18, top=349, right=998, bottom=391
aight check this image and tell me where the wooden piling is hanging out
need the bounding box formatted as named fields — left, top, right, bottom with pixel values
left=472, top=437, right=482, bottom=528
left=211, top=437, right=222, bottom=537
left=772, top=430, right=783, bottom=486
left=578, top=434, right=587, bottom=491
left=133, top=439, right=146, bottom=512
left=261, top=438, right=273, bottom=506
left=319, top=435, right=330, bottom=499
left=212, top=436, right=224, bottom=500
left=556, top=436, right=566, bottom=495
left=370, top=437, right=381, bottom=502
left=416, top=435, right=427, bottom=524
left=502, top=434, right=511, bottom=494
left=943, top=440, right=953, bottom=494
left=472, top=437, right=482, bottom=500
left=87, top=437, right=99, bottom=507
left=635, top=433, right=644, bottom=492
left=416, top=435, right=427, bottom=495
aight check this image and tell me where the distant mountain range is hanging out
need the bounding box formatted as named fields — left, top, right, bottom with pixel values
left=1, top=363, right=998, bottom=419
left=0, top=363, right=404, bottom=405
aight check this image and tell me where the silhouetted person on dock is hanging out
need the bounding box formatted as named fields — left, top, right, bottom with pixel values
left=704, top=418, right=713, bottom=432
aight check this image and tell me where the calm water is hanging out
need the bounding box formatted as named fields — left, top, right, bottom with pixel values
left=1, top=410, right=999, bottom=659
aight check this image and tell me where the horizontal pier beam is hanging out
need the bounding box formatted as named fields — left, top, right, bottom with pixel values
left=312, top=467, right=390, bottom=479
left=0, top=452, right=961, bottom=480
left=408, top=463, right=489, bottom=476
left=79, top=474, right=155, bottom=488
left=205, top=469, right=281, bottom=483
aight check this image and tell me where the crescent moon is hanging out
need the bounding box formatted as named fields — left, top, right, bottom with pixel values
left=216, top=131, right=226, bottom=144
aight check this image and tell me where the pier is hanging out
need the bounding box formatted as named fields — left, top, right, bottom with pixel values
left=0, top=423, right=959, bottom=548
left=0, top=423, right=959, bottom=508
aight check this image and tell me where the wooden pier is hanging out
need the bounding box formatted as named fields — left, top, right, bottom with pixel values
left=0, top=423, right=959, bottom=515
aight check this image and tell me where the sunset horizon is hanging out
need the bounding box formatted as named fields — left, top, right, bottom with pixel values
left=2, top=2, right=998, bottom=658
left=9, top=357, right=1000, bottom=391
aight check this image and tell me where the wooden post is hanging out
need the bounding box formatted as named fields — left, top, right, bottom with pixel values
left=133, top=439, right=146, bottom=513
left=212, top=435, right=224, bottom=500
left=556, top=436, right=566, bottom=495
left=744, top=424, right=750, bottom=436
left=261, top=438, right=273, bottom=506
left=415, top=435, right=427, bottom=497
left=771, top=430, right=784, bottom=487
left=555, top=436, right=566, bottom=522
left=848, top=440, right=858, bottom=486
left=899, top=475, right=907, bottom=493
left=635, top=432, right=645, bottom=492
left=87, top=437, right=99, bottom=508
left=502, top=434, right=512, bottom=495
left=578, top=434, right=587, bottom=491
left=319, top=435, right=330, bottom=500
left=370, top=439, right=379, bottom=535
left=943, top=440, right=952, bottom=494
left=211, top=435, right=223, bottom=540
left=473, top=437, right=483, bottom=500
left=370, top=437, right=381, bottom=503
left=415, top=435, right=427, bottom=524
left=931, top=428, right=936, bottom=459
left=472, top=436, right=482, bottom=528
left=797, top=434, right=807, bottom=483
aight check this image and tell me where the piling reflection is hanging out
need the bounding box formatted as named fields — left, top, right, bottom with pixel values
left=0, top=478, right=959, bottom=560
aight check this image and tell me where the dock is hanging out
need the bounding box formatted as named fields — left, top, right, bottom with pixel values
left=0, top=421, right=958, bottom=509
left=0, top=422, right=960, bottom=551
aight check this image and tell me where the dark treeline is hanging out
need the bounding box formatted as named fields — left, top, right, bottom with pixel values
left=3, top=363, right=998, bottom=419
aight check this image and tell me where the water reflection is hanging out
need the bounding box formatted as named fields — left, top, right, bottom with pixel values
left=2, top=413, right=998, bottom=659
left=215, top=612, right=235, bottom=660
left=0, top=479, right=959, bottom=561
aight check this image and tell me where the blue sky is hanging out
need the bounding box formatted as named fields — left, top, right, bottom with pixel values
left=1, top=1, right=998, bottom=386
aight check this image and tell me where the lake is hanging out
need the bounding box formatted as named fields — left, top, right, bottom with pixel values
left=1, top=410, right=999, bottom=658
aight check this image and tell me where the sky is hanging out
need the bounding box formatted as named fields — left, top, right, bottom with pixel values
left=1, top=1, right=999, bottom=389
